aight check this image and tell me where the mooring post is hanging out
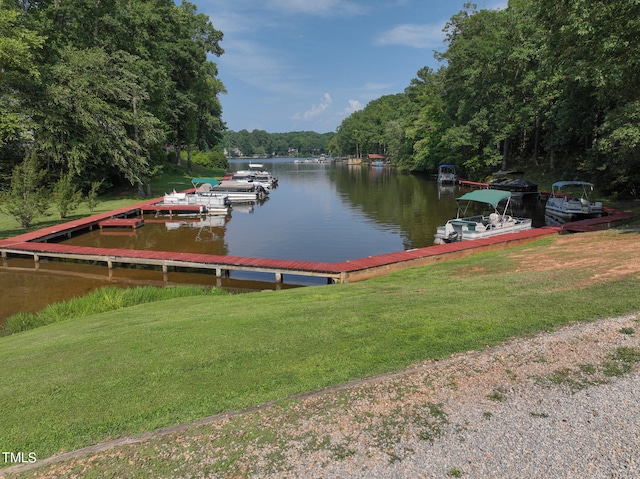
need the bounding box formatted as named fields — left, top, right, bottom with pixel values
left=275, top=272, right=283, bottom=283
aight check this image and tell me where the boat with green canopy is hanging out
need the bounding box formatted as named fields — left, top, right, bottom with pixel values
left=434, top=189, right=532, bottom=244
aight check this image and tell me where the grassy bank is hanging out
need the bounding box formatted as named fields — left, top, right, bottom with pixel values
left=1, top=231, right=639, bottom=465
left=2, top=285, right=227, bottom=335
left=0, top=163, right=225, bottom=241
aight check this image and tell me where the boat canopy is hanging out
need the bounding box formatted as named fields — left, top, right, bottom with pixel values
left=552, top=181, right=594, bottom=189
left=456, top=189, right=511, bottom=208
left=192, top=177, right=221, bottom=187
left=491, top=170, right=525, bottom=176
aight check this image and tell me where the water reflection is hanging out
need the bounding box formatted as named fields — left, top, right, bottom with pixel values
left=2, top=159, right=547, bottom=323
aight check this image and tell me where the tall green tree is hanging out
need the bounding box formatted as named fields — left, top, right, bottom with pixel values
left=404, top=67, right=450, bottom=171
left=0, top=3, right=44, bottom=149
left=2, top=0, right=225, bottom=189
left=537, top=0, right=640, bottom=196
left=333, top=94, right=411, bottom=163
left=437, top=2, right=543, bottom=176
left=32, top=46, right=162, bottom=185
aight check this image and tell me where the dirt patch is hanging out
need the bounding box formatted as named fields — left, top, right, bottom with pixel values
left=510, top=230, right=640, bottom=283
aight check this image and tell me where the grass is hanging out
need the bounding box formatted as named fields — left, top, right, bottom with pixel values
left=1, top=237, right=640, bottom=464
left=536, top=344, right=640, bottom=392
left=0, top=162, right=225, bottom=241
left=2, top=285, right=227, bottom=335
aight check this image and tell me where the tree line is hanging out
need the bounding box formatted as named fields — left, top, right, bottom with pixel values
left=332, top=0, right=640, bottom=197
left=0, top=0, right=225, bottom=196
left=222, top=130, right=334, bottom=158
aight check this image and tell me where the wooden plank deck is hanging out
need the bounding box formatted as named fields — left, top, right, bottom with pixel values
left=0, top=225, right=562, bottom=284
left=559, top=209, right=635, bottom=233
left=98, top=218, right=145, bottom=229
left=0, top=194, right=634, bottom=285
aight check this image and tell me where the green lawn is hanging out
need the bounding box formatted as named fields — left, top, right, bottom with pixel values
left=0, top=163, right=225, bottom=241
left=1, top=236, right=639, bottom=462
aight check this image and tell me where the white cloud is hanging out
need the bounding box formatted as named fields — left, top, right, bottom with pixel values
left=218, top=40, right=309, bottom=96
left=343, top=99, right=363, bottom=115
left=375, top=22, right=446, bottom=49
left=293, top=93, right=334, bottom=121
left=486, top=1, right=508, bottom=11
left=267, top=0, right=367, bottom=16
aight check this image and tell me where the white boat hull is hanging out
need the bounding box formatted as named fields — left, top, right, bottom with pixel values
left=434, top=215, right=532, bottom=244
left=545, top=199, right=602, bottom=222
left=162, top=192, right=231, bottom=215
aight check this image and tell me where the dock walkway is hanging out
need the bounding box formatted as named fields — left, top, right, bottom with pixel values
left=0, top=198, right=634, bottom=285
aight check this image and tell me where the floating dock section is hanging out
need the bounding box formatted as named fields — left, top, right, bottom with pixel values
left=0, top=196, right=635, bottom=285
left=98, top=218, right=145, bottom=230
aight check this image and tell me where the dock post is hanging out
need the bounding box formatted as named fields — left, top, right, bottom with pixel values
left=33, top=254, right=39, bottom=269
left=107, top=258, right=113, bottom=269
left=216, top=268, right=222, bottom=278
left=275, top=272, right=283, bottom=283
left=1, top=250, right=6, bottom=259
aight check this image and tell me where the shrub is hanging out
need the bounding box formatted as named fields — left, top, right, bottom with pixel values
left=0, top=151, right=49, bottom=227
left=192, top=148, right=229, bottom=170
left=53, top=173, right=83, bottom=218
left=86, top=180, right=103, bottom=212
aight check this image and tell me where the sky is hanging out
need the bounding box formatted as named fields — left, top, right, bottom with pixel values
left=197, top=0, right=507, bottom=134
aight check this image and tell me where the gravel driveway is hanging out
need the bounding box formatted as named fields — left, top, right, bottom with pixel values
left=4, top=313, right=639, bottom=479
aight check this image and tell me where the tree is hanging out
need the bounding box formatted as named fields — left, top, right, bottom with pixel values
left=0, top=3, right=45, bottom=149
left=0, top=151, right=49, bottom=228
left=52, top=172, right=82, bottom=218
left=537, top=0, right=640, bottom=196
left=2, top=0, right=226, bottom=191
left=333, top=94, right=412, bottom=164
left=437, top=3, right=544, bottom=176
left=404, top=67, right=451, bottom=171
left=31, top=46, right=163, bottom=186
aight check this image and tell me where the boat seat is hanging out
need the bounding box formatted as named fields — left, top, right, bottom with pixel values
left=489, top=213, right=500, bottom=225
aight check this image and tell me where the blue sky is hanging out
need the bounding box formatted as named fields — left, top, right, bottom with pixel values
left=198, top=0, right=507, bottom=133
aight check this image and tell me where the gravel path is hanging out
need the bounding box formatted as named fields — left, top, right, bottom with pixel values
left=4, top=313, right=639, bottom=478
left=253, top=313, right=640, bottom=479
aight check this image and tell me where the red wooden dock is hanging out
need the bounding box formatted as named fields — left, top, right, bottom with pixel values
left=558, top=207, right=636, bottom=233
left=98, top=218, right=145, bottom=229
left=457, top=178, right=488, bottom=189
left=0, top=195, right=635, bottom=285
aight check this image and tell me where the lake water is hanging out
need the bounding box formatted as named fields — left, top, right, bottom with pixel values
left=0, top=159, right=546, bottom=322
